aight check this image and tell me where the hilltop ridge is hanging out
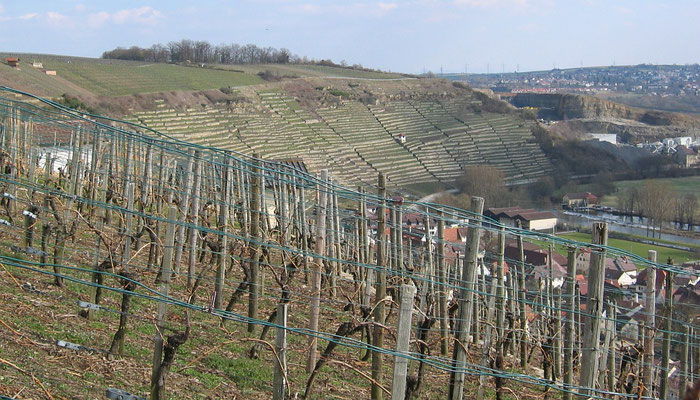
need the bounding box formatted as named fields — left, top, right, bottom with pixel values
left=1, top=53, right=551, bottom=188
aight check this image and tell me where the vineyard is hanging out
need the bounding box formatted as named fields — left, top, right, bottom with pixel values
left=0, top=87, right=697, bottom=399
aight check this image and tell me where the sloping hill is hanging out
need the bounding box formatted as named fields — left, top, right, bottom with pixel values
left=0, top=53, right=403, bottom=98
left=128, top=79, right=551, bottom=187
left=0, top=54, right=552, bottom=188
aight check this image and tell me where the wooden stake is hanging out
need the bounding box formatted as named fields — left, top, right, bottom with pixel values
left=643, top=250, right=657, bottom=399
left=680, top=324, right=689, bottom=400
left=175, top=150, right=195, bottom=273
left=307, top=169, right=328, bottom=372
left=660, top=260, right=674, bottom=400
left=214, top=157, right=232, bottom=309
left=371, top=172, right=387, bottom=400
left=448, top=196, right=484, bottom=400
left=517, top=220, right=528, bottom=369
left=391, top=284, right=416, bottom=400
left=151, top=206, right=177, bottom=394
left=273, top=303, right=288, bottom=400
left=187, top=153, right=202, bottom=288
left=437, top=211, right=448, bottom=356
left=563, top=248, right=577, bottom=400
left=578, top=222, right=608, bottom=398
left=248, top=155, right=262, bottom=334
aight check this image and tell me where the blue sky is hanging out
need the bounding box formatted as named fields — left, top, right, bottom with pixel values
left=0, top=0, right=698, bottom=74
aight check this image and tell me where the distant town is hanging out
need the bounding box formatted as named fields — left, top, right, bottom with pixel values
left=452, top=64, right=700, bottom=97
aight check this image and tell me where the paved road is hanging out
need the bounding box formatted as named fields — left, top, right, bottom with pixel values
left=408, top=188, right=459, bottom=210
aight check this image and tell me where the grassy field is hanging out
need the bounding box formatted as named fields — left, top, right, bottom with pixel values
left=557, top=232, right=698, bottom=264
left=216, top=63, right=406, bottom=79
left=43, top=59, right=265, bottom=96
left=598, top=175, right=700, bottom=207
left=0, top=53, right=405, bottom=98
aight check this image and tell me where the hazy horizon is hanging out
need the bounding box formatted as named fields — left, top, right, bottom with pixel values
left=1, top=0, right=698, bottom=74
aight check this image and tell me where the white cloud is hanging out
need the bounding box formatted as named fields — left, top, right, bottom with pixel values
left=46, top=11, right=71, bottom=27
left=18, top=13, right=38, bottom=20
left=86, top=6, right=164, bottom=28
left=290, top=3, right=322, bottom=14
left=87, top=11, right=110, bottom=28
left=615, top=6, right=633, bottom=15
left=378, top=2, right=399, bottom=12
left=286, top=2, right=398, bottom=17
left=0, top=5, right=38, bottom=21
left=453, top=0, right=530, bottom=8
left=112, top=6, right=163, bottom=25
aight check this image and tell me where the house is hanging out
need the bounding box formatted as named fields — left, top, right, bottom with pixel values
left=484, top=207, right=557, bottom=232
left=673, top=286, right=700, bottom=320
left=5, top=57, right=19, bottom=67
left=531, top=261, right=567, bottom=289
left=398, top=133, right=407, bottom=144
left=512, top=210, right=557, bottom=232
left=605, top=267, right=636, bottom=289
left=562, top=192, right=598, bottom=208
left=45, top=70, right=57, bottom=76
left=503, top=238, right=567, bottom=268
left=634, top=268, right=667, bottom=306
left=443, top=227, right=467, bottom=244
left=674, top=145, right=700, bottom=168
left=32, top=61, right=43, bottom=68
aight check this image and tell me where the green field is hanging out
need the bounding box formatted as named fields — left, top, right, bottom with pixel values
left=599, top=176, right=700, bottom=207
left=44, top=59, right=264, bottom=96
left=217, top=63, right=406, bottom=79
left=556, top=232, right=698, bottom=264
left=0, top=53, right=404, bottom=98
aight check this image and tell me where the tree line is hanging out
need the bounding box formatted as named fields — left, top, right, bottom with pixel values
left=102, top=40, right=294, bottom=64
left=101, top=39, right=364, bottom=69
left=618, top=181, right=698, bottom=234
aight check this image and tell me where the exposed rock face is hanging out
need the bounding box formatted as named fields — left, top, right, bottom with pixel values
left=512, top=93, right=700, bottom=141
left=512, top=93, right=637, bottom=120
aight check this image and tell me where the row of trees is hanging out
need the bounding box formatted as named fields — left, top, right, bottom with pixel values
left=618, top=182, right=698, bottom=234
left=102, top=40, right=294, bottom=64
left=102, top=39, right=368, bottom=69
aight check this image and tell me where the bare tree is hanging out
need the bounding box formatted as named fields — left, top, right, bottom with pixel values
left=680, top=193, right=698, bottom=229
left=617, top=187, right=639, bottom=214
left=455, top=165, right=507, bottom=208
left=638, top=181, right=675, bottom=238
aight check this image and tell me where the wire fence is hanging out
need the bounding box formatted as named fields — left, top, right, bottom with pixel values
left=0, top=86, right=697, bottom=400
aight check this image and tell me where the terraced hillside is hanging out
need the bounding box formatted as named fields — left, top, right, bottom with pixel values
left=0, top=54, right=551, bottom=188
left=129, top=79, right=551, bottom=187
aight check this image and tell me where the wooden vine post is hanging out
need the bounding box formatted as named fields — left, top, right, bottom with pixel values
left=151, top=206, right=177, bottom=399
left=248, top=155, right=262, bottom=334
left=660, top=259, right=674, bottom=400
left=448, top=196, right=484, bottom=400
left=187, top=153, right=203, bottom=289
left=643, top=250, right=657, bottom=398
left=578, top=222, right=607, bottom=399
left=214, top=157, right=232, bottom=309
left=273, top=303, right=289, bottom=400
left=371, top=172, right=387, bottom=400
left=391, top=284, right=416, bottom=400
left=174, top=150, right=194, bottom=271
left=516, top=219, right=528, bottom=369
left=563, top=247, right=577, bottom=400
left=437, top=211, right=448, bottom=356
left=307, top=169, right=328, bottom=372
